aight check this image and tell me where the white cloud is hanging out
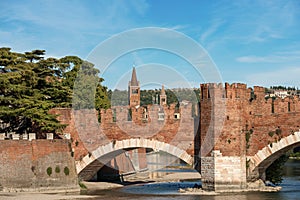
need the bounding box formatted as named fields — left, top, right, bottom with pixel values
left=236, top=51, right=300, bottom=63
left=167, top=25, right=189, bottom=31
left=200, top=19, right=224, bottom=44
left=204, top=0, right=300, bottom=47
left=246, top=66, right=300, bottom=87
left=0, top=0, right=150, bottom=57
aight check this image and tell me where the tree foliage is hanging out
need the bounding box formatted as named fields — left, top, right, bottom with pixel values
left=0, top=48, right=110, bottom=137
left=72, top=61, right=110, bottom=110
left=108, top=88, right=200, bottom=106
left=266, top=154, right=289, bottom=185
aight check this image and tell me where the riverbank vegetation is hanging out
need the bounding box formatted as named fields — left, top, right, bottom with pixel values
left=289, top=152, right=300, bottom=159
left=266, top=149, right=300, bottom=185
left=266, top=155, right=289, bottom=185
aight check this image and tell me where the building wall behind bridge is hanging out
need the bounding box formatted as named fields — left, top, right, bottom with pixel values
left=0, top=140, right=78, bottom=192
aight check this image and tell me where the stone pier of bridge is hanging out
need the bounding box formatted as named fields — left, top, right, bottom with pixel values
left=199, top=83, right=300, bottom=191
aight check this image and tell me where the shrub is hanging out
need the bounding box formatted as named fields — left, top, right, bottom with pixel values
left=266, top=154, right=288, bottom=185
left=47, top=167, right=52, bottom=176
left=275, top=128, right=282, bottom=135
left=79, top=182, right=87, bottom=189
left=268, top=131, right=275, bottom=137
left=55, top=166, right=60, bottom=173
left=64, top=167, right=70, bottom=176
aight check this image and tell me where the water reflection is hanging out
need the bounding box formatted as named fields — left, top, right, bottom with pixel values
left=118, top=159, right=300, bottom=200
left=123, top=151, right=196, bottom=181
left=283, top=159, right=300, bottom=178
left=84, top=158, right=300, bottom=200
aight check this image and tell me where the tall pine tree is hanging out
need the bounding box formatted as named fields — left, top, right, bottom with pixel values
left=0, top=48, right=110, bottom=138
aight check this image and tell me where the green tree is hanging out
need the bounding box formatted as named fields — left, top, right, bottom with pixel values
left=266, top=154, right=289, bottom=185
left=0, top=48, right=66, bottom=136
left=109, top=89, right=128, bottom=106
left=0, top=48, right=110, bottom=136
left=72, top=61, right=110, bottom=110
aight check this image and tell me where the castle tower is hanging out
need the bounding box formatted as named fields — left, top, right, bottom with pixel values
left=160, top=85, right=167, bottom=106
left=128, top=67, right=140, bottom=107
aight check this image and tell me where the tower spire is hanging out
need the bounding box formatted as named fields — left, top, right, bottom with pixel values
left=130, top=67, right=139, bottom=86
left=128, top=67, right=140, bottom=107
left=160, top=85, right=167, bottom=106
left=161, top=85, right=166, bottom=95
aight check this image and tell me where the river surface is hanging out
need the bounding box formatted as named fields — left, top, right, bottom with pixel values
left=82, top=156, right=300, bottom=200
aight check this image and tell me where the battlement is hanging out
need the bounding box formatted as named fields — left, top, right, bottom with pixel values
left=200, top=82, right=299, bottom=101
left=253, top=86, right=265, bottom=93
left=99, top=101, right=194, bottom=124
left=200, top=82, right=250, bottom=99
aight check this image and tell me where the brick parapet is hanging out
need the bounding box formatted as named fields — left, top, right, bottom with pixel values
left=51, top=101, right=196, bottom=162
left=0, top=140, right=78, bottom=191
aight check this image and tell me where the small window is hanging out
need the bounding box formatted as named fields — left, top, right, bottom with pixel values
left=158, top=113, right=164, bottom=121
left=132, top=89, right=138, bottom=94
left=174, top=113, right=180, bottom=119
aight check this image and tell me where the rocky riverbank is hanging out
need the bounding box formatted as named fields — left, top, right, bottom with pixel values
left=0, top=172, right=282, bottom=199
left=178, top=179, right=282, bottom=195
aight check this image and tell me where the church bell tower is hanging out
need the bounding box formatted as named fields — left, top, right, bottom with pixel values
left=160, top=85, right=167, bottom=106
left=128, top=67, right=140, bottom=107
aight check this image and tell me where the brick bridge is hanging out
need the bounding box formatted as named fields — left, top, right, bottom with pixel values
left=51, top=69, right=300, bottom=191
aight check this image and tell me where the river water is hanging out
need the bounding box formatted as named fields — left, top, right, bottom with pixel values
left=81, top=158, right=300, bottom=200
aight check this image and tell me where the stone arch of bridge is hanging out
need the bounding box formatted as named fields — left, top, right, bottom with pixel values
left=76, top=138, right=193, bottom=181
left=248, top=131, right=300, bottom=181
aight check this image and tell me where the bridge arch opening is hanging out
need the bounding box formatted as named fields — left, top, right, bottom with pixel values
left=248, top=131, right=300, bottom=181
left=76, top=138, right=194, bottom=181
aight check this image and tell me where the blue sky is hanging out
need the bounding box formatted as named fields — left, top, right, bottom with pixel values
left=1, top=0, right=300, bottom=89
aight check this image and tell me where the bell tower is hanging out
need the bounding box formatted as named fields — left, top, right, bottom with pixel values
left=160, top=85, right=167, bottom=106
left=128, top=67, right=140, bottom=107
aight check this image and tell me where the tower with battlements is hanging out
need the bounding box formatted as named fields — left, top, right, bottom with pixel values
left=128, top=67, right=140, bottom=108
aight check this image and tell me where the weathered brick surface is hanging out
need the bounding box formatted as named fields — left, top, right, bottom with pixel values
left=52, top=102, right=197, bottom=163
left=0, top=140, right=78, bottom=191
left=199, top=83, right=300, bottom=190
left=50, top=82, right=300, bottom=187
left=200, top=83, right=300, bottom=158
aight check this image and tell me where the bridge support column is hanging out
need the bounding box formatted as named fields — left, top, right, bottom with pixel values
left=201, top=150, right=247, bottom=191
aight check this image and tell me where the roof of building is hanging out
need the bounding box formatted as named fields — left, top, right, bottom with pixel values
left=130, top=67, right=139, bottom=86
left=161, top=85, right=166, bottom=95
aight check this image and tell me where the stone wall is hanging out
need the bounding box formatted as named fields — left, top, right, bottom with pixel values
left=0, top=140, right=78, bottom=192
left=201, top=150, right=246, bottom=191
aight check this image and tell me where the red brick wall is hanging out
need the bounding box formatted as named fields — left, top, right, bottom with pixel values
left=51, top=83, right=300, bottom=167
left=200, top=83, right=300, bottom=157
left=52, top=103, right=196, bottom=162
left=0, top=140, right=78, bottom=191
